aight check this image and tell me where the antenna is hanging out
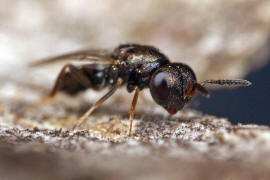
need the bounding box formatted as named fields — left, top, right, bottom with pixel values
left=201, top=79, right=252, bottom=87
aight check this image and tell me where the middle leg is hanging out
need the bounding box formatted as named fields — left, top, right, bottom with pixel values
left=72, top=78, right=123, bottom=129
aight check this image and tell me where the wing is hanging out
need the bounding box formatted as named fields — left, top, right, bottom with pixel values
left=29, top=49, right=114, bottom=67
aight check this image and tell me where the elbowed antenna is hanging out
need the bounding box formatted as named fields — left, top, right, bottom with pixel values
left=184, top=79, right=252, bottom=100
left=201, top=79, right=252, bottom=87
left=193, top=83, right=210, bottom=97
left=183, top=81, right=210, bottom=99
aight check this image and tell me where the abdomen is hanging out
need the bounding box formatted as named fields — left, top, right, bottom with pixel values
left=61, top=64, right=110, bottom=95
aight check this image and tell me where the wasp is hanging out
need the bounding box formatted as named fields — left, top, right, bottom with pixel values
left=26, top=44, right=251, bottom=136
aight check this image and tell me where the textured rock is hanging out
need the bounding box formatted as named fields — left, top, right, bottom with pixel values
left=1, top=83, right=270, bottom=179
left=0, top=1, right=270, bottom=179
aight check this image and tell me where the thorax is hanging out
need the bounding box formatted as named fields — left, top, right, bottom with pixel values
left=112, top=44, right=170, bottom=92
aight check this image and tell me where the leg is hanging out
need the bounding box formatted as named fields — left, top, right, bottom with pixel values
left=72, top=78, right=123, bottom=129
left=129, top=87, right=140, bottom=136
left=25, top=64, right=91, bottom=114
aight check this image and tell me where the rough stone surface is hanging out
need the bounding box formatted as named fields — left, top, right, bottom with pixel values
left=1, top=80, right=270, bottom=180
left=1, top=1, right=270, bottom=179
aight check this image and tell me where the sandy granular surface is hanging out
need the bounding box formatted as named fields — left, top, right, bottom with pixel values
left=1, top=91, right=270, bottom=180
left=0, top=1, right=270, bottom=179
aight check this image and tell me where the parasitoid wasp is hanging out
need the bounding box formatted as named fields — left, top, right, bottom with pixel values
left=25, top=44, right=251, bottom=136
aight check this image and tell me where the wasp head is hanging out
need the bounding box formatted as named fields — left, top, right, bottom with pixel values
left=149, top=63, right=209, bottom=114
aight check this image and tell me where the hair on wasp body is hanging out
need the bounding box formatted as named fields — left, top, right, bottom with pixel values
left=23, top=44, right=252, bottom=136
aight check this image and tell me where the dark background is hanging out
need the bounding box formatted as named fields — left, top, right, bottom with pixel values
left=194, top=61, right=270, bottom=125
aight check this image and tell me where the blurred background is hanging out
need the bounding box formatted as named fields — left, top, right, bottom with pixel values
left=0, top=0, right=269, bottom=125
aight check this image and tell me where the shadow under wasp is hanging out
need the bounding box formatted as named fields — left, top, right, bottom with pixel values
left=24, top=44, right=251, bottom=136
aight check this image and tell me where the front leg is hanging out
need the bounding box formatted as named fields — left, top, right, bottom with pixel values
left=129, top=87, right=140, bottom=136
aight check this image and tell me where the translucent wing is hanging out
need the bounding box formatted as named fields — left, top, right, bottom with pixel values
left=29, top=49, right=114, bottom=67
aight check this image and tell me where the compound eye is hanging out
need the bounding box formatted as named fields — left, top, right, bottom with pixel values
left=150, top=71, right=171, bottom=102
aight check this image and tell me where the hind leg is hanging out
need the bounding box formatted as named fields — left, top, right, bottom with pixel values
left=24, top=64, right=91, bottom=114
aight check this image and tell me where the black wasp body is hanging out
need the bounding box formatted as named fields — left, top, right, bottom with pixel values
left=60, top=44, right=169, bottom=93
left=27, top=44, right=251, bottom=136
